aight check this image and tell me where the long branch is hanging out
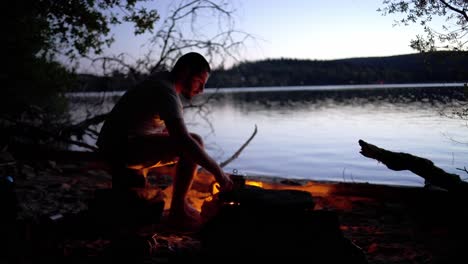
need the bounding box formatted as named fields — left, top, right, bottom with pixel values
left=219, top=124, right=257, bottom=168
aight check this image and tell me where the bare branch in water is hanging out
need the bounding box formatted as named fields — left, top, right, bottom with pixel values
left=219, top=124, right=258, bottom=168
left=457, top=166, right=468, bottom=176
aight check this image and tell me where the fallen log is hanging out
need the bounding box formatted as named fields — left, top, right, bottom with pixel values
left=358, top=139, right=468, bottom=193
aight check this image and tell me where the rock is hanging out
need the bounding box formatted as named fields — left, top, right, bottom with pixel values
left=199, top=186, right=367, bottom=263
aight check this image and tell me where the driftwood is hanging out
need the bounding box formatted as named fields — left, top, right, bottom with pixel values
left=358, top=139, right=468, bottom=193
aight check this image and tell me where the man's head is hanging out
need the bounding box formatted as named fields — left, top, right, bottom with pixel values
left=172, top=52, right=211, bottom=100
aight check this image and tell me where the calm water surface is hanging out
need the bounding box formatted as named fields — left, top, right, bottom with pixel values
left=68, top=84, right=468, bottom=187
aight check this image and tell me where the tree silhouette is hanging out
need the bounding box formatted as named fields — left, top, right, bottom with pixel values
left=378, top=0, right=467, bottom=52
left=3, top=0, right=253, bottom=151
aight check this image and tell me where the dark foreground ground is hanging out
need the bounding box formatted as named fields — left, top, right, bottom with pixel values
left=1, top=156, right=466, bottom=264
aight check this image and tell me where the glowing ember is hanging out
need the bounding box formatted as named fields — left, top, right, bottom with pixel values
left=127, top=161, right=178, bottom=178
left=224, top=201, right=240, bottom=206
left=245, top=180, right=263, bottom=188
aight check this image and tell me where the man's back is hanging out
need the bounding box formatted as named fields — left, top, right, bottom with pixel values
left=96, top=71, right=183, bottom=152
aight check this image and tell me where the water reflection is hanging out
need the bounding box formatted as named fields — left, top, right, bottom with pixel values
left=199, top=86, right=465, bottom=109
left=185, top=86, right=466, bottom=187
left=68, top=85, right=467, bottom=187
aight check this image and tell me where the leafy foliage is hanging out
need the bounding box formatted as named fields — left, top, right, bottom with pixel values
left=378, top=0, right=468, bottom=52
left=5, top=0, right=160, bottom=112
left=3, top=0, right=159, bottom=150
left=9, top=0, right=159, bottom=61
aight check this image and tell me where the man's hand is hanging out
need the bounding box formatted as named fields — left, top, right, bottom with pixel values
left=217, top=171, right=234, bottom=192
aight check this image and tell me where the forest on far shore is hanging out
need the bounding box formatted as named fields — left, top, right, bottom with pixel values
left=75, top=51, right=468, bottom=92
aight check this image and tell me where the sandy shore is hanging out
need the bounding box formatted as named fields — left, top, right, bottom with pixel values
left=3, top=156, right=465, bottom=263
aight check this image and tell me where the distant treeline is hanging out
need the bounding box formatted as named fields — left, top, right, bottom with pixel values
left=75, top=51, right=468, bottom=91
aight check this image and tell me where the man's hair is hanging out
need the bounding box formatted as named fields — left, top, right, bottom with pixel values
left=172, top=52, right=211, bottom=76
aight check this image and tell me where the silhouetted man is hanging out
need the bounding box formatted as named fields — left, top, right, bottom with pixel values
left=97, top=52, right=233, bottom=226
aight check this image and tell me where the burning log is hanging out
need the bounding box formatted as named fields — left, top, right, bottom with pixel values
left=358, top=139, right=468, bottom=193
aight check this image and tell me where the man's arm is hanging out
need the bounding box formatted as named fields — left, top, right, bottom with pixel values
left=164, top=117, right=233, bottom=190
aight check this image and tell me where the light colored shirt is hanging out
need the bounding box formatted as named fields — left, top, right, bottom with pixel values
left=97, top=71, right=183, bottom=150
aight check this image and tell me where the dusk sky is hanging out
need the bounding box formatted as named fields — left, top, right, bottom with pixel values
left=81, top=0, right=444, bottom=72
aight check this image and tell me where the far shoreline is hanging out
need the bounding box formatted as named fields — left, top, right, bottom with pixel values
left=65, top=82, right=467, bottom=97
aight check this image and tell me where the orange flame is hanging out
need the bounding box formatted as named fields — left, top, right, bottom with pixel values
left=245, top=180, right=263, bottom=188
left=136, top=165, right=360, bottom=215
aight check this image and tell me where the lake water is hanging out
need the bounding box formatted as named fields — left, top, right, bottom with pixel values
left=67, top=83, right=468, bottom=187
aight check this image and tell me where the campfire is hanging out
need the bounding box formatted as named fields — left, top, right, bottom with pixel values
left=128, top=163, right=347, bottom=215
left=72, top=160, right=372, bottom=262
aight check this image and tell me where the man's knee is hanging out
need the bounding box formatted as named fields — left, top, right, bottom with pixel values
left=190, top=133, right=204, bottom=147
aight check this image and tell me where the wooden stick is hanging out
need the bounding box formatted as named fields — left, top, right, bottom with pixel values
left=219, top=125, right=258, bottom=168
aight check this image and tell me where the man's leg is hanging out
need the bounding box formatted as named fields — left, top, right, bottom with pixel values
left=97, top=147, right=147, bottom=192
left=126, top=133, right=203, bottom=225
left=169, top=133, right=203, bottom=221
